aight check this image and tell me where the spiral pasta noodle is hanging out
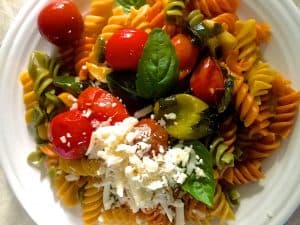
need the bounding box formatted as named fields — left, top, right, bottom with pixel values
left=59, top=157, right=101, bottom=176
left=140, top=208, right=171, bottom=225
left=39, top=143, right=59, bottom=167
left=183, top=194, right=210, bottom=224
left=230, top=19, right=259, bottom=73
left=220, top=116, right=237, bottom=153
left=102, top=206, right=137, bottom=225
left=222, top=160, right=264, bottom=185
left=187, top=9, right=204, bottom=27
left=81, top=178, right=103, bottom=225
left=191, top=0, right=239, bottom=18
left=210, top=137, right=234, bottom=170
left=209, top=184, right=235, bottom=225
left=246, top=134, right=281, bottom=159
left=269, top=75, right=300, bottom=139
left=128, top=5, right=151, bottom=33
left=20, top=71, right=38, bottom=124
left=165, top=0, right=186, bottom=24
left=147, top=1, right=165, bottom=28
left=54, top=172, right=80, bottom=207
left=232, top=75, right=260, bottom=127
left=245, top=61, right=277, bottom=101
left=255, top=22, right=271, bottom=43
left=212, top=13, right=238, bottom=33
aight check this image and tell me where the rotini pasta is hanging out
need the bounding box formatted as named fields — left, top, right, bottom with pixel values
left=210, top=137, right=234, bottom=170
left=147, top=1, right=165, bottom=28
left=128, top=5, right=151, bottom=33
left=59, top=157, right=101, bottom=176
left=212, top=13, right=238, bottom=33
left=222, top=160, right=264, bottom=185
left=102, top=206, right=137, bottom=225
left=165, top=0, right=186, bottom=24
left=140, top=208, right=171, bottom=225
left=183, top=194, right=210, bottom=224
left=191, top=0, right=239, bottom=18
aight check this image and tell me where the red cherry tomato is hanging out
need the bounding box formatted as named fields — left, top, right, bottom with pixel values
left=190, top=56, right=224, bottom=105
left=77, top=87, right=129, bottom=124
left=38, top=0, right=84, bottom=46
left=105, top=29, right=148, bottom=71
left=171, top=34, right=199, bottom=80
left=136, top=119, right=169, bottom=155
left=50, top=110, right=93, bottom=159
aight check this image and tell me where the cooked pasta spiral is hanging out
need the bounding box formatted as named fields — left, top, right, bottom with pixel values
left=147, top=0, right=165, bottom=28
left=231, top=19, right=259, bottom=72
left=102, top=206, right=137, bottom=225
left=81, top=178, right=103, bottom=225
left=210, top=137, right=234, bottom=170
left=59, top=157, right=101, bottom=176
left=128, top=5, right=151, bottom=33
left=191, top=0, right=239, bottom=18
left=245, top=61, right=277, bottom=101
left=39, top=143, right=59, bottom=167
left=100, top=6, right=129, bottom=41
left=183, top=194, right=209, bottom=224
left=212, top=13, right=238, bottom=33
left=255, top=22, right=271, bottom=43
left=232, top=75, right=260, bottom=127
left=165, top=0, right=186, bottom=24
left=54, top=172, right=80, bottom=207
left=220, top=116, right=237, bottom=153
left=222, top=160, right=264, bottom=185
left=20, top=71, right=38, bottom=124
left=187, top=9, right=204, bottom=27
left=209, top=184, right=235, bottom=225
left=246, top=134, right=281, bottom=159
left=140, top=207, right=171, bottom=225
left=269, top=75, right=300, bottom=139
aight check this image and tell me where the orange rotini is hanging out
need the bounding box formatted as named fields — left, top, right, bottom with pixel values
left=102, top=206, right=137, bottom=225
left=183, top=194, right=210, bottom=224
left=220, top=116, right=237, bottom=153
left=222, top=160, right=264, bottom=185
left=191, top=0, right=240, bottom=18
left=147, top=1, right=165, bottom=28
left=140, top=208, right=171, bottom=225
left=212, top=13, right=238, bottom=33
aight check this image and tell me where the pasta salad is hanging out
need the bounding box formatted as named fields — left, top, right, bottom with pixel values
left=20, top=0, right=300, bottom=224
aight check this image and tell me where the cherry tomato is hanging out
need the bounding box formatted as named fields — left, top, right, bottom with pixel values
left=105, top=29, right=148, bottom=71
left=38, top=0, right=84, bottom=46
left=190, top=56, right=224, bottom=105
left=50, top=110, right=93, bottom=159
left=77, top=87, right=129, bottom=124
left=136, top=119, right=169, bottom=155
left=171, top=34, right=199, bottom=80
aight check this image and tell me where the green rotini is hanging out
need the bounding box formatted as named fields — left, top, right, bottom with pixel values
left=210, top=137, right=234, bottom=170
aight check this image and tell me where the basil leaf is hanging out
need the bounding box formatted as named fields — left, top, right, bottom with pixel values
left=53, top=76, right=83, bottom=96
left=182, top=141, right=215, bottom=207
left=136, top=28, right=179, bottom=99
left=218, top=76, right=234, bottom=113
left=116, top=0, right=146, bottom=12
left=107, top=71, right=149, bottom=112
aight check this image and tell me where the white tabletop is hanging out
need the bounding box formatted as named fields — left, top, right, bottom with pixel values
left=0, top=0, right=299, bottom=225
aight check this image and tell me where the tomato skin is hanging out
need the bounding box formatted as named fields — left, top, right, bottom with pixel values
left=38, top=0, right=83, bottom=46
left=105, top=29, right=148, bottom=71
left=50, top=110, right=93, bottom=159
left=190, top=56, right=224, bottom=105
left=171, top=34, right=199, bottom=80
left=136, top=119, right=169, bottom=155
left=77, top=87, right=129, bottom=124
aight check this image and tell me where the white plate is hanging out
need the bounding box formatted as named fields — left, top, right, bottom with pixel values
left=1, top=0, right=300, bottom=225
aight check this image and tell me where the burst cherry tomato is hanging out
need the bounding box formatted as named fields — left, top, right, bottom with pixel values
left=171, top=34, right=199, bottom=80
left=50, top=110, right=93, bottom=159
left=77, top=87, right=129, bottom=124
left=136, top=119, right=169, bottom=155
left=38, top=0, right=84, bottom=46
left=190, top=56, right=224, bottom=105
left=105, top=29, right=148, bottom=71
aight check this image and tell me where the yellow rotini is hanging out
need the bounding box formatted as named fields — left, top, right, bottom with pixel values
left=230, top=19, right=260, bottom=73
left=245, top=61, right=278, bottom=102
left=209, top=184, right=235, bottom=225
left=54, top=172, right=81, bottom=207
left=222, top=160, right=264, bottom=185
left=232, top=75, right=260, bottom=127
left=59, top=157, right=101, bottom=176
left=127, top=5, right=151, bottom=33
left=102, top=206, right=137, bottom=225
left=81, top=178, right=103, bottom=225
left=191, top=0, right=239, bottom=18
left=39, top=143, right=59, bottom=167
left=19, top=71, right=38, bottom=124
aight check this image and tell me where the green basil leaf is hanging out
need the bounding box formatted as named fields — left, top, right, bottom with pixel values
left=53, top=76, right=83, bottom=96
left=136, top=28, right=179, bottom=99
left=182, top=141, right=215, bottom=207
left=218, top=76, right=234, bottom=113
left=116, top=0, right=146, bottom=12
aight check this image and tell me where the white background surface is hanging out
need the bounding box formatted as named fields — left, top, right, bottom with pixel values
left=0, top=0, right=300, bottom=225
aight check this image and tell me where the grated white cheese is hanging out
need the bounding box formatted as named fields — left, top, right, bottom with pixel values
left=164, top=113, right=177, bottom=120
